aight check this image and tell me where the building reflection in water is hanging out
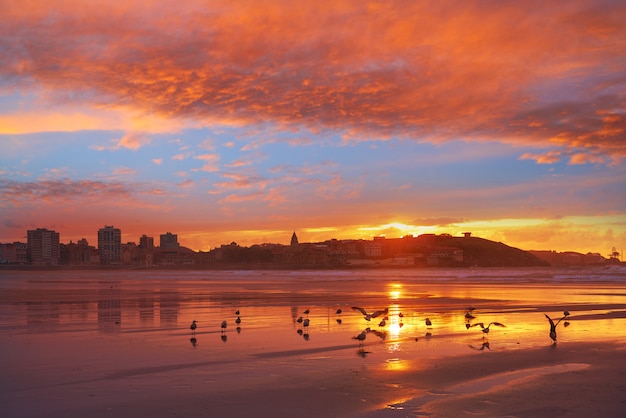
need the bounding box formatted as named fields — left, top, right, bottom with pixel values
left=98, top=284, right=121, bottom=333
left=159, top=290, right=180, bottom=327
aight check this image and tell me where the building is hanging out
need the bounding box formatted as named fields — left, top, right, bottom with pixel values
left=160, top=232, right=179, bottom=251
left=60, top=239, right=99, bottom=265
left=139, top=235, right=154, bottom=250
left=290, top=231, right=299, bottom=246
left=98, top=225, right=121, bottom=264
left=0, top=242, right=28, bottom=264
left=27, top=228, right=60, bottom=265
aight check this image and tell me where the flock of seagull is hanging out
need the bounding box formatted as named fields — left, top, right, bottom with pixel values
left=188, top=306, right=572, bottom=350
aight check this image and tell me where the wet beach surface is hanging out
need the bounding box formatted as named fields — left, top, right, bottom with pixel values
left=1, top=267, right=625, bottom=417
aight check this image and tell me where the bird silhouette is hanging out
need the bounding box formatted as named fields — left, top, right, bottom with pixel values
left=190, top=337, right=197, bottom=347
left=190, top=320, right=197, bottom=335
left=303, top=318, right=310, bottom=328
left=235, top=316, right=241, bottom=325
left=303, top=309, right=310, bottom=316
left=470, top=322, right=505, bottom=335
left=469, top=341, right=490, bottom=351
left=545, top=310, right=570, bottom=343
left=235, top=310, right=240, bottom=316
left=351, top=306, right=372, bottom=320
left=336, top=308, right=342, bottom=315
left=425, top=318, right=432, bottom=327
left=353, top=330, right=367, bottom=346
left=221, top=320, right=227, bottom=333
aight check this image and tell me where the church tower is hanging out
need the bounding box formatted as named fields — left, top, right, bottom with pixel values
left=290, top=231, right=299, bottom=246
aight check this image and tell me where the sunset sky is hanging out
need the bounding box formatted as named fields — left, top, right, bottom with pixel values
left=1, top=0, right=625, bottom=255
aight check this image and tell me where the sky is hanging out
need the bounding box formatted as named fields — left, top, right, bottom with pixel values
left=1, top=0, right=625, bottom=256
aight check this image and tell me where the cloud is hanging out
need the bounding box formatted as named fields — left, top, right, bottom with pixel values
left=152, top=158, right=163, bottom=165
left=113, top=133, right=151, bottom=151
left=192, top=154, right=220, bottom=172
left=2, top=1, right=624, bottom=162
left=112, top=167, right=137, bottom=176
left=519, top=151, right=562, bottom=164
left=411, top=217, right=465, bottom=227
left=0, top=178, right=134, bottom=205
left=177, top=179, right=195, bottom=188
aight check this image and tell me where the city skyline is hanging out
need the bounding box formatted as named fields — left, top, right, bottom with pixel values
left=1, top=1, right=625, bottom=255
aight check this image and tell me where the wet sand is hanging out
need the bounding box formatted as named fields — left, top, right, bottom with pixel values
left=1, top=268, right=625, bottom=417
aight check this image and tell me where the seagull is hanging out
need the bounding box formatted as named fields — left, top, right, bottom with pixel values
left=352, top=306, right=372, bottom=321
left=221, top=320, right=227, bottom=332
left=303, top=318, right=310, bottom=327
left=371, top=308, right=389, bottom=319
left=303, top=309, right=310, bottom=315
left=235, top=316, right=241, bottom=325
left=336, top=308, right=342, bottom=315
left=190, top=320, right=197, bottom=334
left=470, top=322, right=505, bottom=334
left=464, top=307, right=476, bottom=319
left=425, top=318, right=432, bottom=327
left=378, top=318, right=386, bottom=327
left=353, top=330, right=367, bottom=345
left=545, top=312, right=569, bottom=343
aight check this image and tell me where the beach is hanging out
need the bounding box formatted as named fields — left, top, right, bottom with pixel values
left=1, top=267, right=625, bottom=417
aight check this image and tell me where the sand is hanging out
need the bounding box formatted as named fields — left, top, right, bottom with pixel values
left=1, top=268, right=625, bottom=417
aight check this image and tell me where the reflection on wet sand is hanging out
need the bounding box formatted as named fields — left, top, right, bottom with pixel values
left=1, top=268, right=625, bottom=417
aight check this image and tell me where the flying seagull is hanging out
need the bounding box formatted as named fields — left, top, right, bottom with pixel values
left=470, top=322, right=506, bottom=334
left=545, top=310, right=570, bottom=343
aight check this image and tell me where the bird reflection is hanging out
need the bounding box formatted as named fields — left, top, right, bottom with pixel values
left=368, top=328, right=387, bottom=341
left=190, top=337, right=198, bottom=347
left=545, top=310, right=570, bottom=344
left=469, top=341, right=490, bottom=351
left=236, top=326, right=242, bottom=334
left=221, top=334, right=227, bottom=343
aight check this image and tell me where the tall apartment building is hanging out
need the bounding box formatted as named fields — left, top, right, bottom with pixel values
left=98, top=225, right=121, bottom=264
left=139, top=234, right=154, bottom=250
left=27, top=228, right=60, bottom=265
left=160, top=232, right=179, bottom=251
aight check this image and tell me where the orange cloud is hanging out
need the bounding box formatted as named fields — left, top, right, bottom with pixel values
left=1, top=1, right=625, bottom=164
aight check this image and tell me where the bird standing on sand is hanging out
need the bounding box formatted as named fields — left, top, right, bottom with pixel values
left=190, top=320, right=197, bottom=335
left=303, top=318, right=310, bottom=328
left=303, top=309, right=310, bottom=316
left=235, top=316, right=241, bottom=325
left=336, top=308, right=342, bottom=315
left=221, top=320, right=227, bottom=332
left=425, top=318, right=432, bottom=327
left=353, top=330, right=367, bottom=346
